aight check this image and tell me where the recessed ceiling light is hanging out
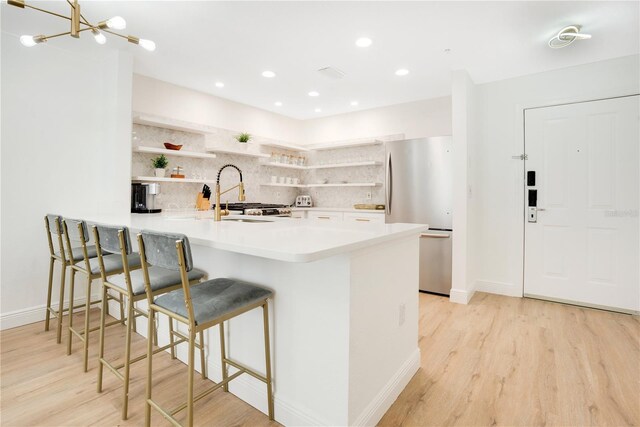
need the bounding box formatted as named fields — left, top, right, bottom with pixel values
left=355, top=37, right=372, bottom=48
left=350, top=101, right=359, bottom=106
left=395, top=69, right=409, bottom=76
left=262, top=70, right=276, bottom=78
left=314, top=108, right=322, bottom=113
left=274, top=101, right=282, bottom=107
left=308, top=91, right=319, bottom=97
left=443, top=48, right=451, bottom=53
left=215, top=81, right=224, bottom=88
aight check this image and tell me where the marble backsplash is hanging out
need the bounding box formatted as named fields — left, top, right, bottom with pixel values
left=132, top=124, right=389, bottom=210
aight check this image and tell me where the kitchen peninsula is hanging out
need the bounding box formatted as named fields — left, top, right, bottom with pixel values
left=83, top=213, right=426, bottom=426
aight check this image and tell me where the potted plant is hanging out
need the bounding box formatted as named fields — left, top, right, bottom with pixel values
left=235, top=132, right=252, bottom=143
left=151, top=154, right=168, bottom=177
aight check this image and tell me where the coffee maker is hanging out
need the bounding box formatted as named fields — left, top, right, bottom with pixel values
left=131, top=183, right=162, bottom=213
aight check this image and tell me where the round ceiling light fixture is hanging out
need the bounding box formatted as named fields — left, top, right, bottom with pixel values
left=314, top=108, right=322, bottom=113
left=308, top=91, right=319, bottom=97
left=274, top=101, right=283, bottom=107
left=395, top=68, right=410, bottom=76
left=262, top=70, right=276, bottom=78
left=355, top=37, right=372, bottom=48
left=215, top=81, right=224, bottom=88
left=548, top=25, right=591, bottom=49
left=350, top=101, right=359, bottom=106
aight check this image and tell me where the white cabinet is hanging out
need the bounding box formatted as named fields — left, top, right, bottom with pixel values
left=307, top=211, right=343, bottom=222
left=343, top=212, right=385, bottom=224
left=290, top=210, right=306, bottom=219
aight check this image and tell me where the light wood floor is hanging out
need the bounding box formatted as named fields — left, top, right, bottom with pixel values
left=1, top=293, right=638, bottom=426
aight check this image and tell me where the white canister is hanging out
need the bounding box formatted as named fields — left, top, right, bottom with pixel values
left=271, top=176, right=278, bottom=183
left=286, top=177, right=293, bottom=185
left=278, top=176, right=285, bottom=184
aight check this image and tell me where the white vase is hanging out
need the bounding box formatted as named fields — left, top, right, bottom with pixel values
left=155, top=168, right=165, bottom=178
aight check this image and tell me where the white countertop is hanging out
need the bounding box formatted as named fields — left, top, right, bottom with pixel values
left=82, top=213, right=426, bottom=263
left=291, top=207, right=384, bottom=214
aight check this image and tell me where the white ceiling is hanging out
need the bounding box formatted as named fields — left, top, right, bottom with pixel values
left=2, top=1, right=639, bottom=119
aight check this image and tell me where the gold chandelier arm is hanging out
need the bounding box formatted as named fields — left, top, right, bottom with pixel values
left=42, top=31, right=72, bottom=41
left=65, top=0, right=95, bottom=27
left=23, top=4, right=71, bottom=21
left=101, top=29, right=130, bottom=40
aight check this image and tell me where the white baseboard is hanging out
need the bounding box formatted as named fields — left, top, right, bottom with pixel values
left=475, top=280, right=521, bottom=297
left=351, top=348, right=421, bottom=427
left=204, top=358, right=330, bottom=426
left=0, top=292, right=101, bottom=331
left=449, top=287, right=475, bottom=304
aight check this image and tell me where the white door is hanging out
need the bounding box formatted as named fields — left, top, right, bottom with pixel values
left=524, top=96, right=639, bottom=313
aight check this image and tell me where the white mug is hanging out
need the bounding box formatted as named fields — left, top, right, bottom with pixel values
left=286, top=177, right=293, bottom=184
left=271, top=176, right=277, bottom=183
left=279, top=176, right=285, bottom=184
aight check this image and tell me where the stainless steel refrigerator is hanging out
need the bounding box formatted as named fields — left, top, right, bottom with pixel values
left=385, top=137, right=452, bottom=295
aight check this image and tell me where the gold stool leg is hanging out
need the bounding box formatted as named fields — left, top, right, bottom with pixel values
left=131, top=300, right=138, bottom=334
left=97, top=284, right=108, bottom=393
left=82, top=275, right=92, bottom=372
left=199, top=330, right=206, bottom=379
left=122, top=299, right=134, bottom=419
left=219, top=322, right=228, bottom=392
left=168, top=317, right=176, bottom=359
left=263, top=303, right=274, bottom=420
left=145, top=307, right=155, bottom=427
left=187, top=330, right=196, bottom=427
left=44, top=257, right=55, bottom=332
left=55, top=262, right=67, bottom=344
left=67, top=269, right=76, bottom=356
left=118, top=291, right=125, bottom=325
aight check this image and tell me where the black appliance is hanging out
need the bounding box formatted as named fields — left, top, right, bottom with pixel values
left=131, top=183, right=162, bottom=214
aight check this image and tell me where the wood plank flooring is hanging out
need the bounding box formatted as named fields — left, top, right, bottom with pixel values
left=1, top=292, right=638, bottom=426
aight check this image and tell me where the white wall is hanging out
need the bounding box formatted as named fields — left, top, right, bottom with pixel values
left=450, top=70, right=479, bottom=304
left=301, top=97, right=452, bottom=144
left=132, top=74, right=304, bottom=143
left=0, top=34, right=133, bottom=328
left=471, top=54, right=640, bottom=298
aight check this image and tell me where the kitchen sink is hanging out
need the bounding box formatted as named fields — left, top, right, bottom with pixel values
left=222, top=217, right=275, bottom=223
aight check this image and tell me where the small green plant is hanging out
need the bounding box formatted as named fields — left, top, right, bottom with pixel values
left=151, top=154, right=168, bottom=169
left=235, top=132, right=251, bottom=143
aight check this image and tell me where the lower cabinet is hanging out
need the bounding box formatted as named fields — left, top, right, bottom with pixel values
left=307, top=211, right=343, bottom=222
left=294, top=210, right=385, bottom=223
left=343, top=212, right=385, bottom=224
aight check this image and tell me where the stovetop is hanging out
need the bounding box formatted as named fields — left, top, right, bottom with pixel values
left=213, top=203, right=290, bottom=210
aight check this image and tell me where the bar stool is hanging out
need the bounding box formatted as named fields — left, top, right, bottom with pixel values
left=138, top=230, right=274, bottom=427
left=92, top=224, right=206, bottom=420
left=63, top=218, right=138, bottom=372
left=44, top=214, right=103, bottom=343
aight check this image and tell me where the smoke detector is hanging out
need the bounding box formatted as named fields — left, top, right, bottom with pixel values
left=318, top=66, right=345, bottom=80
left=548, top=25, right=592, bottom=49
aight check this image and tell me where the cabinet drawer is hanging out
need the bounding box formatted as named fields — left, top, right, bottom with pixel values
left=343, top=212, right=384, bottom=224
left=308, top=211, right=343, bottom=222
left=290, top=211, right=307, bottom=219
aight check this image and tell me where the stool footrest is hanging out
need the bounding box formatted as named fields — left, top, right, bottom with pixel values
left=223, top=358, right=268, bottom=383
left=69, top=318, right=123, bottom=341
left=170, top=329, right=204, bottom=350
left=169, top=369, right=245, bottom=416
left=148, top=398, right=182, bottom=427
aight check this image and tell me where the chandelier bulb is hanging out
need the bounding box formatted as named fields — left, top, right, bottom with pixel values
left=138, top=38, right=156, bottom=51
left=20, top=35, right=46, bottom=47
left=103, top=15, right=126, bottom=30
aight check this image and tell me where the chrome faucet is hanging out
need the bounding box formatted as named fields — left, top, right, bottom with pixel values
left=214, top=164, right=245, bottom=221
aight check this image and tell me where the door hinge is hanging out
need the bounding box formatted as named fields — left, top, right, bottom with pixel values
left=512, top=154, right=528, bottom=160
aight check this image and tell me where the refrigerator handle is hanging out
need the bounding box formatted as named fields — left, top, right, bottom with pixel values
left=385, top=152, right=393, bottom=215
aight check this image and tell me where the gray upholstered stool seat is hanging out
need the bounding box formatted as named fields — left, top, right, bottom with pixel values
left=80, top=253, right=142, bottom=275
left=110, top=266, right=206, bottom=296
left=55, top=245, right=99, bottom=262
left=155, top=278, right=273, bottom=325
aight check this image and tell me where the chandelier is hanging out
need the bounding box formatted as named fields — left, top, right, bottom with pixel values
left=7, top=0, right=155, bottom=51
